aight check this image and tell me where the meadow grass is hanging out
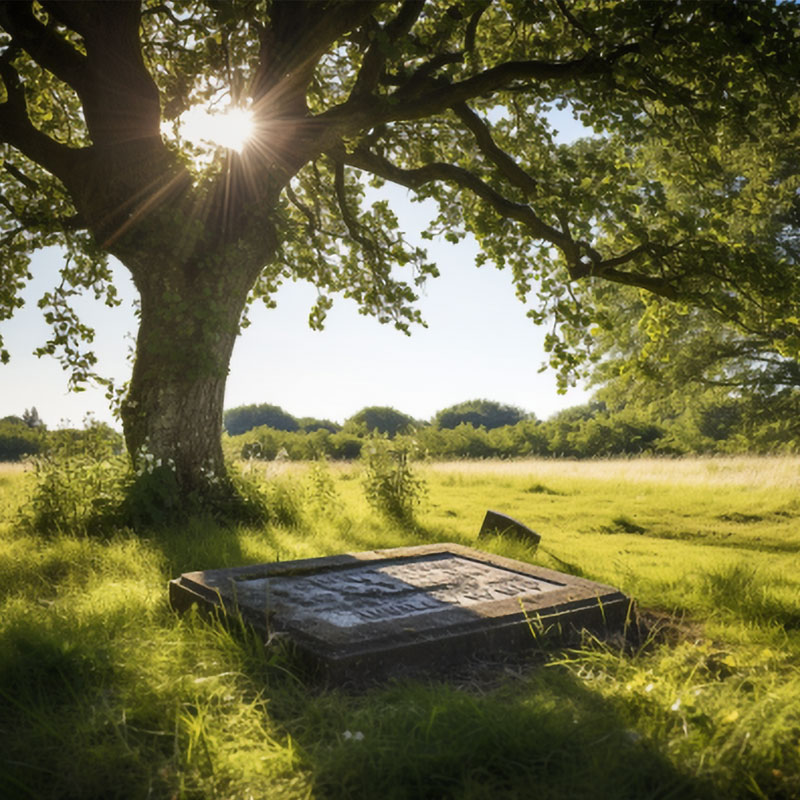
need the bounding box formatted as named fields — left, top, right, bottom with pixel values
left=1, top=458, right=798, bottom=799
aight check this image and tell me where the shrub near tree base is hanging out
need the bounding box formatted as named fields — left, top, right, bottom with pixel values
left=23, top=422, right=288, bottom=534
left=25, top=422, right=128, bottom=535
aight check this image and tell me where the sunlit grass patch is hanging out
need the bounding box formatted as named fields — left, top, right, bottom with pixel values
left=1, top=600, right=308, bottom=798
left=0, top=531, right=160, bottom=604
left=552, top=632, right=800, bottom=800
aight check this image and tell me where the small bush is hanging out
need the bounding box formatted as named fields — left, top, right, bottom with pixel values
left=327, top=431, right=364, bottom=460
left=360, top=438, right=426, bottom=526
left=345, top=406, right=416, bottom=437
left=226, top=466, right=304, bottom=528
left=122, top=462, right=185, bottom=529
left=304, top=458, right=341, bottom=514
left=24, top=422, right=128, bottom=536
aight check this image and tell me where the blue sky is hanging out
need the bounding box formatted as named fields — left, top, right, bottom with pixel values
left=0, top=110, right=591, bottom=429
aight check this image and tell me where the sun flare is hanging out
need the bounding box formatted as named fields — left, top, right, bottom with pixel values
left=176, top=105, right=254, bottom=154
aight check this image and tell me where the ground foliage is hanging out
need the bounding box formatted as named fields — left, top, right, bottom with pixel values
left=1, top=456, right=799, bottom=799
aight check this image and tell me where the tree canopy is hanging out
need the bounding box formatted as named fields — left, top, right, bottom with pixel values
left=434, top=398, right=529, bottom=430
left=0, top=414, right=43, bottom=459
left=345, top=405, right=416, bottom=437
left=1, top=0, right=798, bottom=505
left=590, top=289, right=800, bottom=400
left=223, top=402, right=299, bottom=435
left=297, top=416, right=341, bottom=434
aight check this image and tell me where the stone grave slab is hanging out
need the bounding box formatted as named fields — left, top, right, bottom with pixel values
left=169, top=543, right=631, bottom=684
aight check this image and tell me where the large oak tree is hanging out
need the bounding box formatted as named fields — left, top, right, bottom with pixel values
left=1, top=0, right=798, bottom=499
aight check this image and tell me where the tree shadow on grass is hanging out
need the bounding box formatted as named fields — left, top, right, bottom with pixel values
left=146, top=516, right=273, bottom=577
left=0, top=602, right=180, bottom=800
left=326, top=519, right=465, bottom=554
left=256, top=661, right=714, bottom=800
left=0, top=517, right=285, bottom=799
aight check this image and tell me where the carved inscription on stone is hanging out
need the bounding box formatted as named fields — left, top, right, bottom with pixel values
left=236, top=554, right=564, bottom=628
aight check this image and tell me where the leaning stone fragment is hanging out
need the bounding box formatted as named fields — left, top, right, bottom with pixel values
left=478, top=509, right=541, bottom=547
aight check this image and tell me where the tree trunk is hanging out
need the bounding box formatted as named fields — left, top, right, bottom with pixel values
left=120, top=257, right=254, bottom=501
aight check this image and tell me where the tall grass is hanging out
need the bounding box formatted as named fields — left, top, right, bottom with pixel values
left=1, top=457, right=798, bottom=799
left=423, top=455, right=800, bottom=488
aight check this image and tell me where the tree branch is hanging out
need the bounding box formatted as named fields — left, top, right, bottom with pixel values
left=566, top=238, right=680, bottom=299
left=374, top=2, right=486, bottom=93
left=324, top=44, right=639, bottom=132
left=39, top=0, right=99, bottom=38
left=3, top=159, right=39, bottom=192
left=0, top=188, right=83, bottom=230
left=553, top=0, right=598, bottom=42
left=330, top=143, right=576, bottom=254
left=0, top=56, right=82, bottom=184
left=331, top=143, right=680, bottom=301
left=582, top=262, right=678, bottom=299
left=388, top=51, right=465, bottom=95
left=452, top=102, right=538, bottom=197
left=333, top=160, right=373, bottom=252
left=253, top=0, right=381, bottom=107
left=285, top=183, right=318, bottom=233
left=464, top=3, right=491, bottom=53
left=350, top=1, right=424, bottom=99
left=0, top=1, right=87, bottom=94
left=401, top=46, right=638, bottom=119
left=33, top=2, right=162, bottom=145
left=0, top=222, right=23, bottom=247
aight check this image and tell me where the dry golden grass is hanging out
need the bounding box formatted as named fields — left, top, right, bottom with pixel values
left=238, top=457, right=357, bottom=481
left=0, top=461, right=30, bottom=476
left=421, top=455, right=800, bottom=489
left=238, top=455, right=800, bottom=490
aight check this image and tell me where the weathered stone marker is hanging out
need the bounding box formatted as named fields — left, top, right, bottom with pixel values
left=478, top=509, right=542, bottom=547
left=169, top=543, right=631, bottom=684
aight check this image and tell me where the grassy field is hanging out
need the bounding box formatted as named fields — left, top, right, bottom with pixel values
left=1, top=457, right=799, bottom=799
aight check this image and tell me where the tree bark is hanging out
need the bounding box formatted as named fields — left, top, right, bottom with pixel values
left=119, top=250, right=260, bottom=498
